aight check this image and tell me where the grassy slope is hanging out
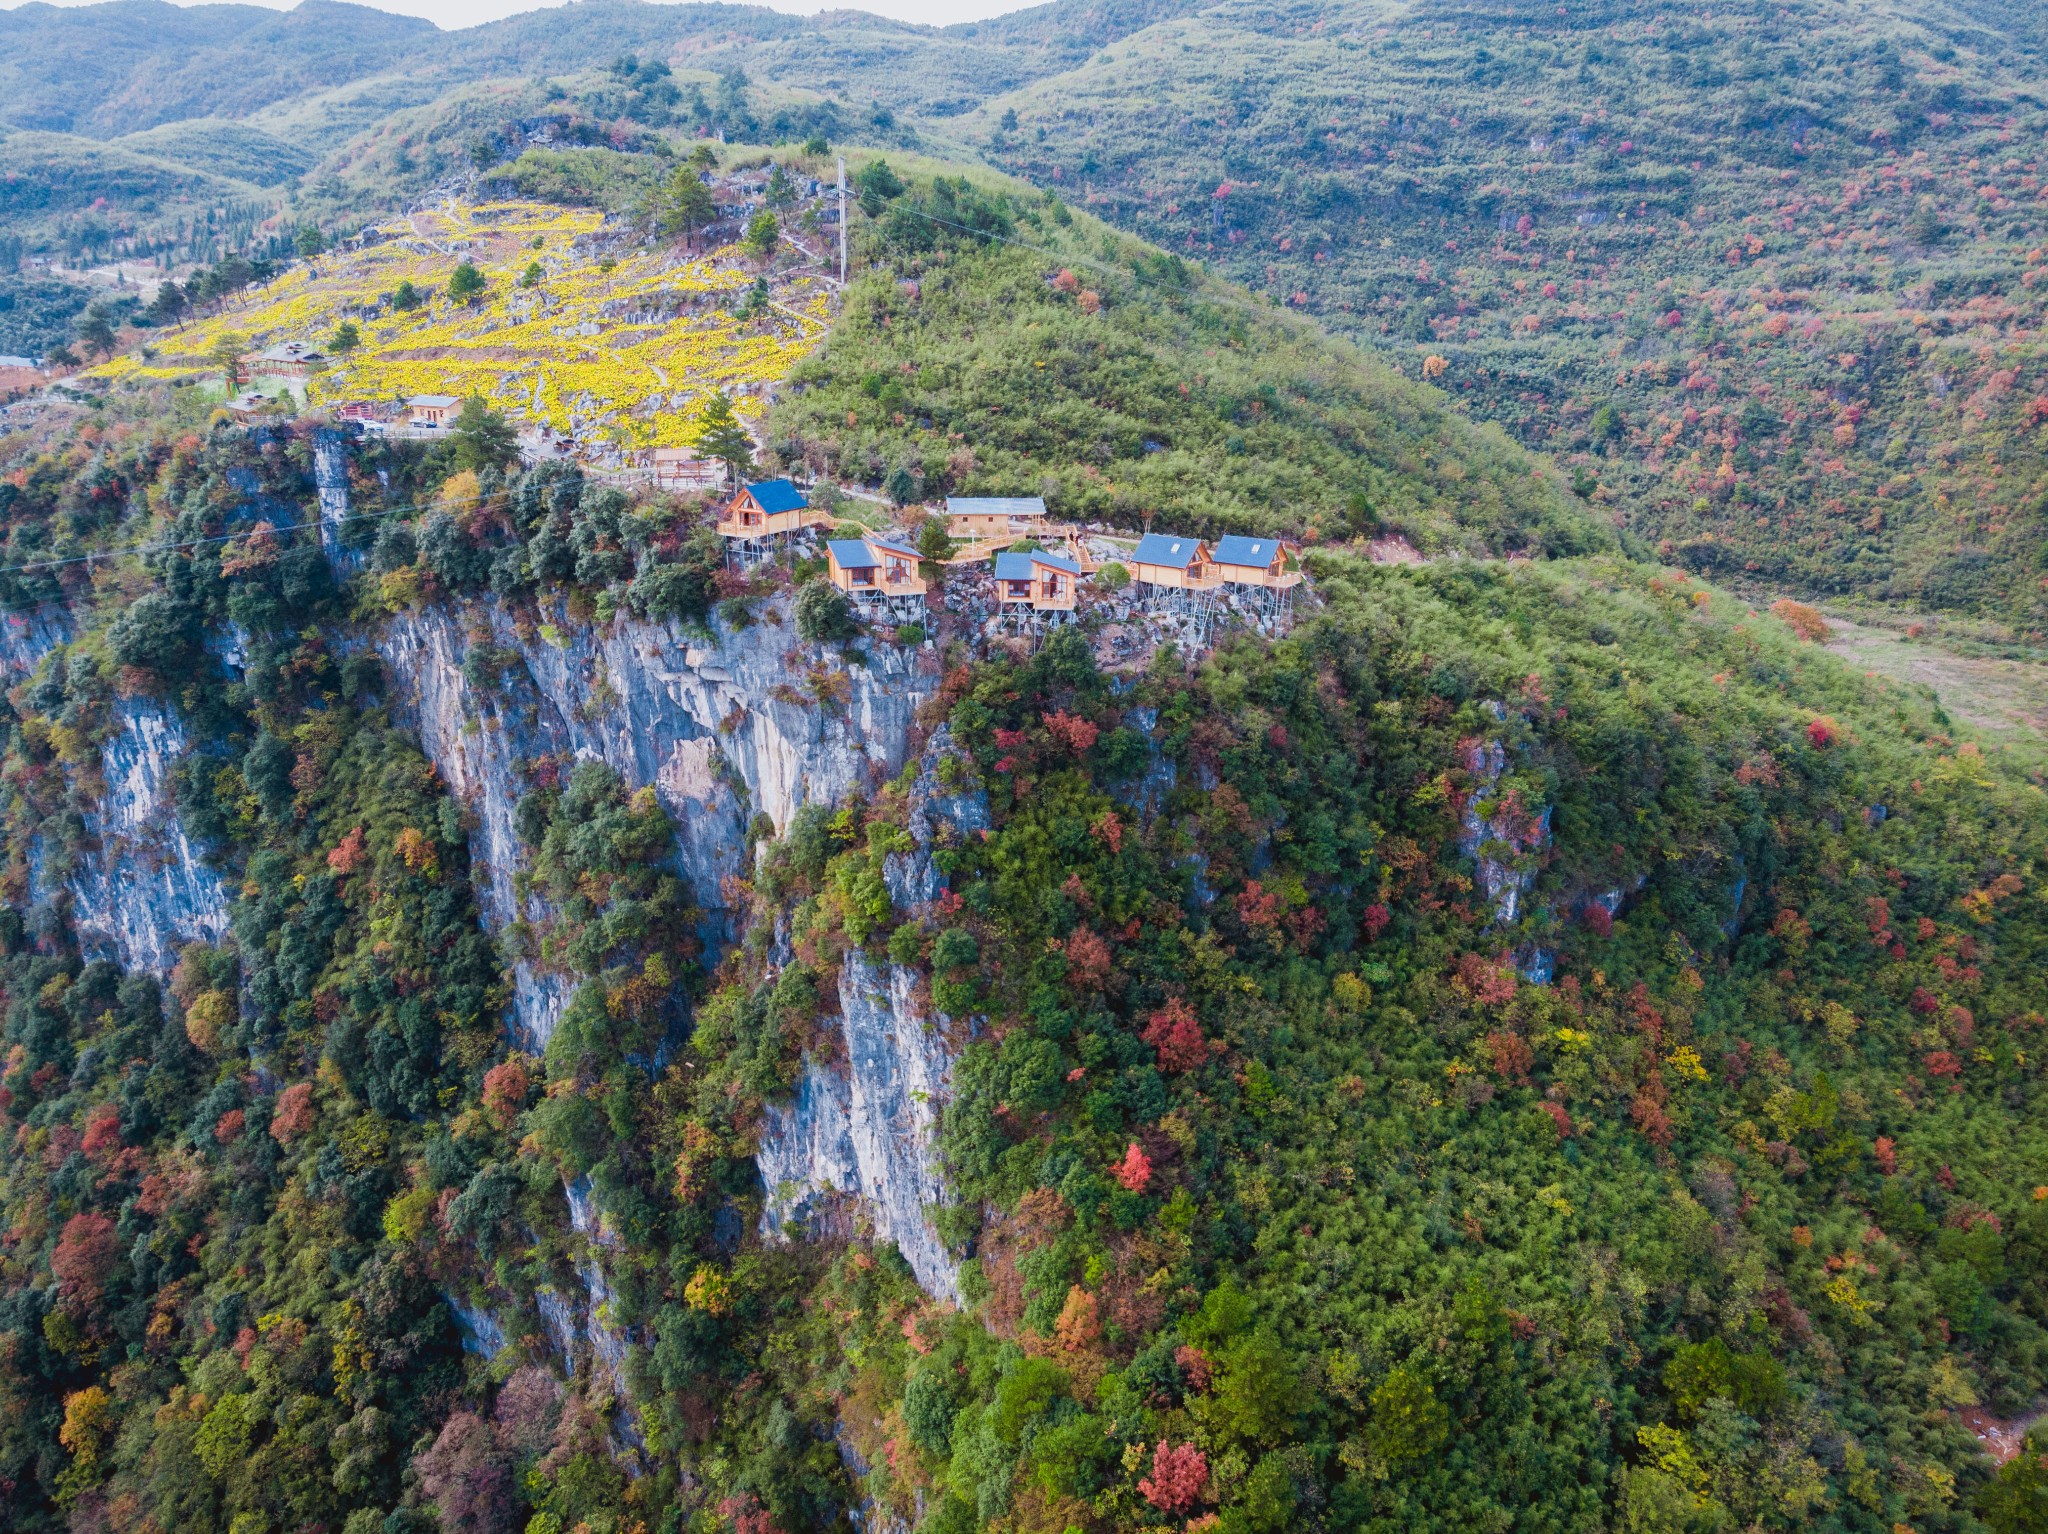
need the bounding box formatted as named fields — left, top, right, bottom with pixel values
left=960, top=0, right=2048, bottom=629
left=772, top=162, right=1609, bottom=555
left=115, top=119, right=317, bottom=187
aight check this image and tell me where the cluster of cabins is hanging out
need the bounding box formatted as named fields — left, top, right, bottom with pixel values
left=712, top=481, right=1300, bottom=626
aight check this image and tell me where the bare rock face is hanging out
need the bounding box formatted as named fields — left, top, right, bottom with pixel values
left=68, top=700, right=231, bottom=974
left=380, top=594, right=936, bottom=1048
left=757, top=952, right=960, bottom=1305
left=1456, top=729, right=1552, bottom=928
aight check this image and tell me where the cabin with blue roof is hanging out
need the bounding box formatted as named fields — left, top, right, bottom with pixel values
left=827, top=533, right=927, bottom=602
left=1209, top=534, right=1300, bottom=590
left=1129, top=533, right=1220, bottom=591
left=718, top=478, right=828, bottom=541
left=994, top=547, right=1082, bottom=612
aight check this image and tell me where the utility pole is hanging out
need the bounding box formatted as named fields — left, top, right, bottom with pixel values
left=837, top=156, right=848, bottom=286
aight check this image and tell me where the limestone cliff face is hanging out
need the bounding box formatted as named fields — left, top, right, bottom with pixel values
left=380, top=594, right=936, bottom=1048
left=757, top=952, right=961, bottom=1305
left=0, top=612, right=229, bottom=975
left=69, top=699, right=233, bottom=974
left=32, top=565, right=969, bottom=1324
left=754, top=733, right=984, bottom=1305
left=1456, top=730, right=1552, bottom=928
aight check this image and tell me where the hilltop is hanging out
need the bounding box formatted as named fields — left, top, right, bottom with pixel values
left=960, top=0, right=2048, bottom=626
left=10, top=0, right=2048, bottom=631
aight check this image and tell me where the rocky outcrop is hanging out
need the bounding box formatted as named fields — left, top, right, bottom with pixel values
left=757, top=952, right=959, bottom=1304
left=381, top=594, right=937, bottom=1047
left=0, top=605, right=72, bottom=675
left=1457, top=732, right=1551, bottom=927
left=69, top=700, right=232, bottom=974
left=880, top=725, right=987, bottom=911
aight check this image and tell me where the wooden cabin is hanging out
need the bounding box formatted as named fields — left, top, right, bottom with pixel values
left=945, top=495, right=1046, bottom=544
left=407, top=394, right=460, bottom=428
left=251, top=341, right=326, bottom=380
left=1129, top=533, right=1221, bottom=591
left=717, top=478, right=827, bottom=540
left=653, top=446, right=725, bottom=490
left=827, top=535, right=927, bottom=602
left=866, top=534, right=928, bottom=600
left=1209, top=535, right=1302, bottom=590
left=994, top=549, right=1081, bottom=612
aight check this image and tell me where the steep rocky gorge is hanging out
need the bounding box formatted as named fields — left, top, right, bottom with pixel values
left=6, top=581, right=977, bottom=1319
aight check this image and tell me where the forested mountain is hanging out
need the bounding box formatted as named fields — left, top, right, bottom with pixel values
left=9, top=0, right=2048, bottom=628
left=961, top=0, right=2048, bottom=623
left=4, top=1, right=2048, bottom=1527
left=0, top=0, right=435, bottom=138
left=2, top=150, right=2046, bottom=1534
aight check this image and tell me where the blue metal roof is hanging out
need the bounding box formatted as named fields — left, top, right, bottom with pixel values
left=746, top=478, right=809, bottom=513
left=1211, top=535, right=1280, bottom=569
left=827, top=539, right=879, bottom=569
left=947, top=495, right=1045, bottom=519
left=1030, top=550, right=1082, bottom=576
left=1132, top=533, right=1203, bottom=568
left=993, top=552, right=1037, bottom=580
left=869, top=533, right=920, bottom=559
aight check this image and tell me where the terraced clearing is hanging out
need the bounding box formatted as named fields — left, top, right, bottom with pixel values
left=1825, top=612, right=2048, bottom=777
left=92, top=200, right=833, bottom=449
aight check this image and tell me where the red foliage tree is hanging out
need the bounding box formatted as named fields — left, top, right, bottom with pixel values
left=481, top=1058, right=532, bottom=1129
left=1454, top=953, right=1518, bottom=1007
left=270, top=1082, right=315, bottom=1143
left=1874, top=1136, right=1898, bottom=1175
left=81, top=1104, right=123, bottom=1158
left=327, top=825, right=368, bottom=875
left=1484, top=1030, right=1535, bottom=1084
left=1062, top=927, right=1114, bottom=992
left=1139, top=1440, right=1209, bottom=1513
left=51, top=1211, right=119, bottom=1307
left=1112, top=1142, right=1152, bottom=1192
left=1090, top=810, right=1124, bottom=854
left=413, top=1411, right=515, bottom=1534
left=1042, top=710, right=1099, bottom=755
left=1143, top=998, right=1208, bottom=1073
left=1236, top=880, right=1285, bottom=931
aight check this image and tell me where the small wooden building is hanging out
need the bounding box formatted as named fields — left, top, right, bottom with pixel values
left=945, top=495, right=1046, bottom=544
left=718, top=478, right=825, bottom=540
left=827, top=535, right=927, bottom=602
left=653, top=446, right=725, bottom=490
left=251, top=341, right=326, bottom=380
left=994, top=549, right=1081, bottom=612
left=408, top=394, right=460, bottom=428
left=1129, top=533, right=1220, bottom=591
left=1209, top=535, right=1302, bottom=590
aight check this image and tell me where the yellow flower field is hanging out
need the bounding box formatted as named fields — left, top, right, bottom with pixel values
left=93, top=201, right=831, bottom=449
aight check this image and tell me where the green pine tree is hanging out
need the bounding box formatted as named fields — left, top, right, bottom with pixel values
left=690, top=391, right=754, bottom=481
